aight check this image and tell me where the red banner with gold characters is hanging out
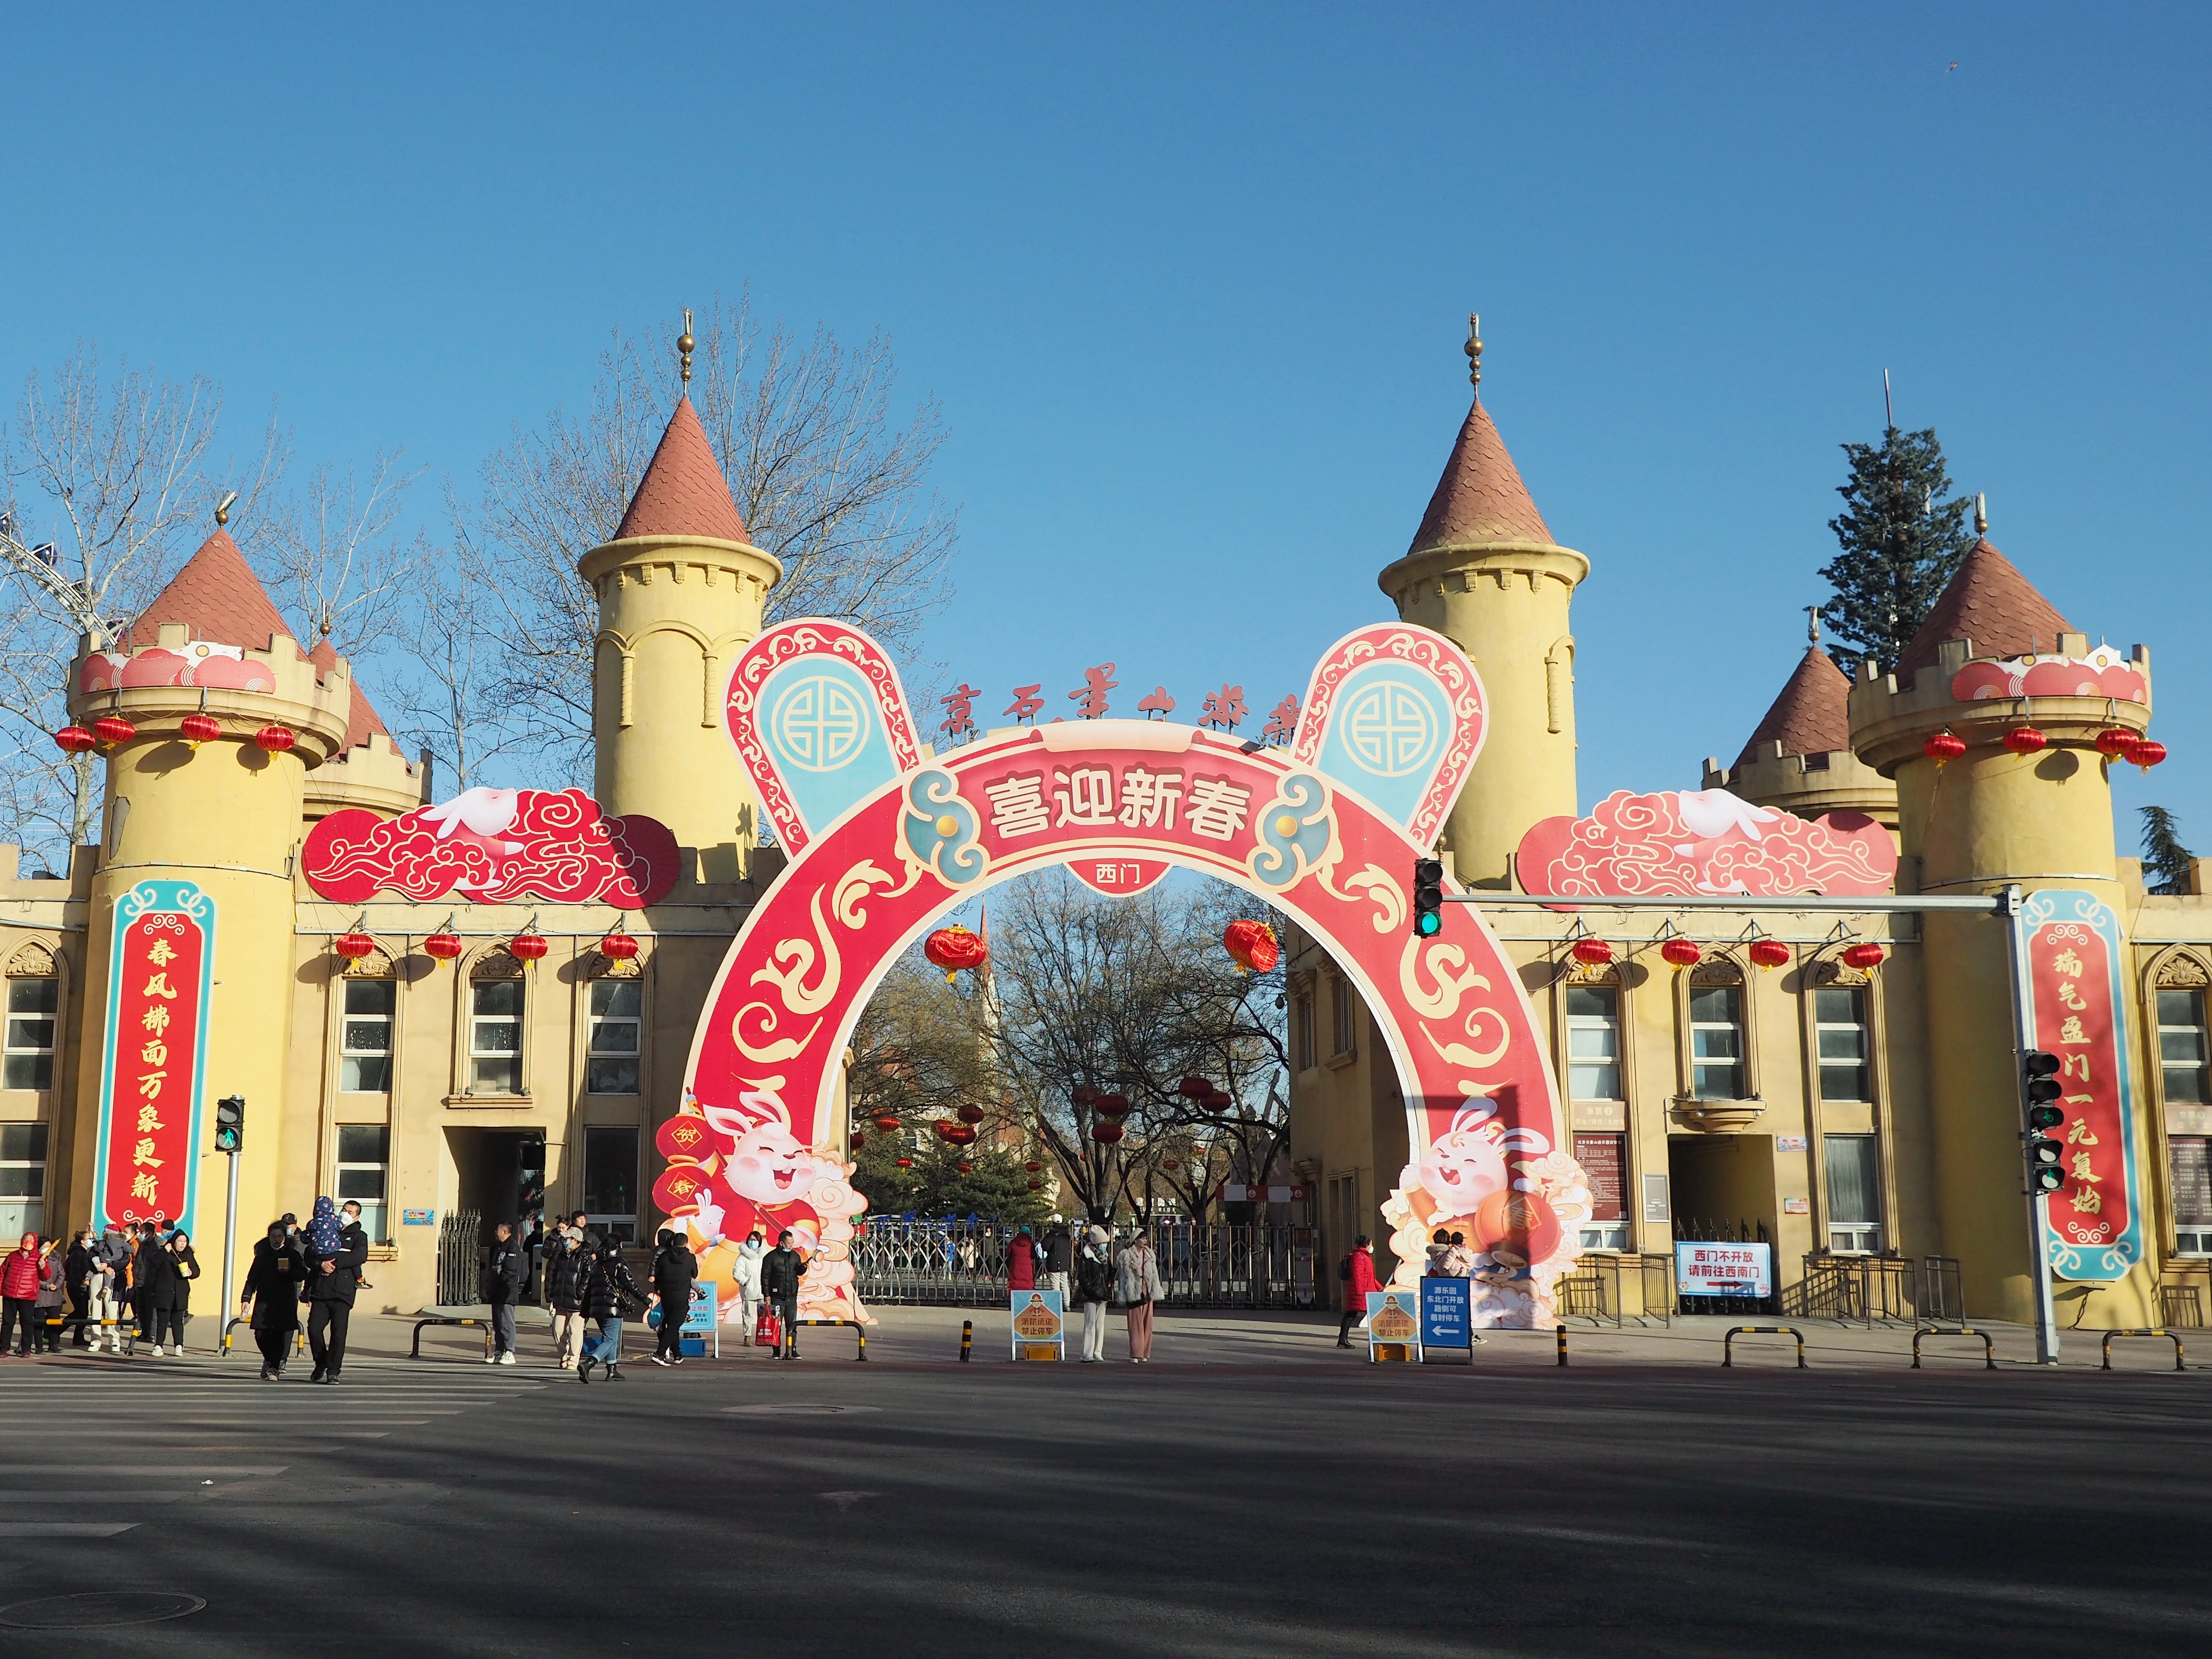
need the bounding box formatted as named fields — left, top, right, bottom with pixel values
left=2018, top=889, right=2142, bottom=1282
left=92, top=880, right=216, bottom=1235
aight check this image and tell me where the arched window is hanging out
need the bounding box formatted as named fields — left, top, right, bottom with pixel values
left=2153, top=952, right=2212, bottom=1256
left=338, top=953, right=398, bottom=1094
left=468, top=953, right=525, bottom=1095
left=3, top=941, right=60, bottom=1093
left=1686, top=961, right=1746, bottom=1101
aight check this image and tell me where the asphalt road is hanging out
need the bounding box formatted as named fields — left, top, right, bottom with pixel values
left=1, top=1320, right=2207, bottom=1657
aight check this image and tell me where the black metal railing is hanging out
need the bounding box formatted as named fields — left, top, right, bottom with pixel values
left=1789, top=1253, right=1918, bottom=1325
left=1671, top=1218, right=1776, bottom=1316
left=1920, top=1255, right=1964, bottom=1324
left=850, top=1218, right=1318, bottom=1309
left=436, top=1210, right=482, bottom=1307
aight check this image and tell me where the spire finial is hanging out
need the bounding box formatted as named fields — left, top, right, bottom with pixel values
left=1974, top=491, right=1987, bottom=536
left=1464, top=312, right=1482, bottom=391
left=1805, top=605, right=1821, bottom=645
left=678, top=307, right=695, bottom=387
left=215, top=489, right=237, bottom=528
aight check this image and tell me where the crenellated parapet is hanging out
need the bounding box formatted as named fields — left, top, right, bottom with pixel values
left=69, top=623, right=352, bottom=765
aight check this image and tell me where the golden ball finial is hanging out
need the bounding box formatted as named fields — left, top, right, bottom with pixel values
left=678, top=307, right=695, bottom=386
left=214, top=489, right=238, bottom=528
left=1465, top=312, right=1483, bottom=391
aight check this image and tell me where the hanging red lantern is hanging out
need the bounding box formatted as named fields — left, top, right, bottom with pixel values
left=1176, top=1075, right=1212, bottom=1100
left=923, top=924, right=988, bottom=984
left=931, top=1118, right=956, bottom=1140
left=332, top=932, right=377, bottom=964
left=254, top=724, right=296, bottom=754
left=945, top=1124, right=977, bottom=1147
left=508, top=932, right=549, bottom=965
left=599, top=931, right=640, bottom=962
left=1660, top=938, right=1702, bottom=969
left=955, top=1103, right=986, bottom=1125
left=1161, top=1157, right=1180, bottom=1172
left=955, top=1161, right=973, bottom=1174
left=2094, top=729, right=2137, bottom=761
left=1091, top=1121, right=1125, bottom=1145
left=2002, top=726, right=2046, bottom=755
left=1203, top=1090, right=1233, bottom=1114
left=897, top=1157, right=914, bottom=1169
left=1027, top=1179, right=1043, bottom=1191
left=423, top=931, right=464, bottom=963
left=1570, top=938, right=1614, bottom=967
left=852, top=1133, right=865, bottom=1149
left=1923, top=731, right=1967, bottom=765
left=873, top=1114, right=903, bottom=1134
left=179, top=713, right=222, bottom=748
left=1748, top=939, right=1791, bottom=971
left=53, top=726, right=96, bottom=755
left=93, top=716, right=137, bottom=747
left=1841, top=942, right=1887, bottom=971
left=1223, top=918, right=1280, bottom=974
left=1094, top=1093, right=1133, bottom=1118
left=2131, top=739, right=2168, bottom=772
left=1024, top=1159, right=1042, bottom=1173
left=1071, top=1084, right=1098, bottom=1106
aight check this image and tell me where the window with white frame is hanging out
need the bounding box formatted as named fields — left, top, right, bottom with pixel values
left=335, top=1124, right=389, bottom=1244
left=340, top=977, right=394, bottom=1093
left=1565, top=985, right=1622, bottom=1101
left=2158, top=990, right=2210, bottom=1105
left=1688, top=982, right=1745, bottom=1099
left=1814, top=985, right=1871, bottom=1102
left=469, top=971, right=523, bottom=1094
left=587, top=979, right=642, bottom=1095
left=1824, top=1133, right=1881, bottom=1253
left=3, top=977, right=57, bottom=1092
left=2173, top=1136, right=2211, bottom=1256
left=0, top=1121, right=46, bottom=1237
left=1330, top=977, right=1355, bottom=1058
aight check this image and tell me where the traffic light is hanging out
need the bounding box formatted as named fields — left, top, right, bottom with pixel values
left=214, top=1095, right=245, bottom=1155
left=1412, top=859, right=1444, bottom=937
left=2022, top=1053, right=2063, bottom=1194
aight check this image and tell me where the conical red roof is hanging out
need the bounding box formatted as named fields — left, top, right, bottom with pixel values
left=1407, top=398, right=1554, bottom=553
left=613, top=397, right=749, bottom=544
left=123, top=528, right=295, bottom=652
left=1736, top=646, right=1852, bottom=767
left=309, top=636, right=391, bottom=753
left=1896, top=537, right=2074, bottom=676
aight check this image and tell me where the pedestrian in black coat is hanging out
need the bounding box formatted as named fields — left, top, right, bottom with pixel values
left=63, top=1230, right=96, bottom=1348
left=149, top=1230, right=201, bottom=1353
left=576, top=1237, right=646, bottom=1384
left=647, top=1230, right=698, bottom=1367
left=758, top=1231, right=808, bottom=1360
left=543, top=1230, right=588, bottom=1371
left=241, top=1222, right=305, bottom=1378
left=304, top=1196, right=369, bottom=1384
left=127, top=1223, right=162, bottom=1344
left=482, top=1222, right=527, bottom=1366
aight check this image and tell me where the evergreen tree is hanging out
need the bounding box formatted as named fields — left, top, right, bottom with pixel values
left=1816, top=425, right=1977, bottom=677
left=2141, top=806, right=2196, bottom=896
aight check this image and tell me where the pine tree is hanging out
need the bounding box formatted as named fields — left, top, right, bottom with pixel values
left=1816, top=425, right=1977, bottom=677
left=2141, top=806, right=2196, bottom=896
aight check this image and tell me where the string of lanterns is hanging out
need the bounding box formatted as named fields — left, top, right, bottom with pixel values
left=326, top=926, right=646, bottom=969
left=1922, top=726, right=2165, bottom=771
left=1572, top=935, right=1887, bottom=973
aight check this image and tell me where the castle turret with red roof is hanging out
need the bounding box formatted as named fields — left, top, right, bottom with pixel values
left=1702, top=622, right=1897, bottom=828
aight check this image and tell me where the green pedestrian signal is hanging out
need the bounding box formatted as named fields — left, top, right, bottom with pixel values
left=2022, top=1053, right=2063, bottom=1194
left=1412, top=859, right=1444, bottom=937
left=214, top=1094, right=245, bottom=1155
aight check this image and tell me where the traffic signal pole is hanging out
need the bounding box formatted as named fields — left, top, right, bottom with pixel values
left=2002, top=884, right=2062, bottom=1365
left=218, top=1146, right=240, bottom=1346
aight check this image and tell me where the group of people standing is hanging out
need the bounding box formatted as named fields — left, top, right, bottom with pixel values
left=1006, top=1217, right=1165, bottom=1363
left=2, top=1223, right=202, bottom=1356
left=237, top=1196, right=371, bottom=1381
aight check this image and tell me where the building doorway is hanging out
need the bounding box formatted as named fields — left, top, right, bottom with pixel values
left=1665, top=1133, right=1776, bottom=1242
left=445, top=1127, right=546, bottom=1231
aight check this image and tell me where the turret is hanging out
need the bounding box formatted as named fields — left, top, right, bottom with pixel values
left=1848, top=510, right=2156, bottom=1327
left=1702, top=621, right=1898, bottom=829
left=302, top=636, right=424, bottom=821
left=1378, top=318, right=1584, bottom=887
left=580, top=322, right=782, bottom=884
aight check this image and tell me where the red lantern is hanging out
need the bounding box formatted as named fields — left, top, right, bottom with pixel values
left=1091, top=1121, right=1125, bottom=1145
left=508, top=932, right=549, bottom=965
left=1923, top=731, right=1967, bottom=765
left=2095, top=729, right=2137, bottom=761
left=955, top=1103, right=986, bottom=1125
left=1027, top=1179, right=1042, bottom=1191
left=423, top=931, right=464, bottom=963
left=656, top=1114, right=713, bottom=1163
left=852, top=1133, right=865, bottom=1149
left=923, top=924, right=988, bottom=984
left=53, top=726, right=96, bottom=755
left=1570, top=938, right=1613, bottom=967
left=955, top=1161, right=974, bottom=1174
left=1203, top=1090, right=1233, bottom=1114
left=931, top=1119, right=956, bottom=1140
left=2132, top=739, right=2168, bottom=772
left=1161, top=1157, right=1180, bottom=1172
left=1841, top=942, right=1887, bottom=971
left=1223, top=918, right=1280, bottom=974
left=1094, top=1093, right=1132, bottom=1118
left=332, top=932, right=377, bottom=964
left=1176, top=1075, right=1212, bottom=1100
left=599, top=931, right=640, bottom=962
left=945, top=1124, right=977, bottom=1147
left=1748, top=939, right=1791, bottom=971
left=2002, top=726, right=2046, bottom=755
left=254, top=724, right=296, bottom=754
left=1024, top=1160, right=1042, bottom=1173
left=874, top=1114, right=903, bottom=1134
left=1071, top=1084, right=1098, bottom=1106
left=1660, top=938, right=1702, bottom=969
left=897, top=1157, right=914, bottom=1169
left=179, top=713, right=222, bottom=747
left=92, top=716, right=137, bottom=747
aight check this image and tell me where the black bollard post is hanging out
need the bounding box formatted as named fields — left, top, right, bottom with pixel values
left=960, top=1319, right=973, bottom=1361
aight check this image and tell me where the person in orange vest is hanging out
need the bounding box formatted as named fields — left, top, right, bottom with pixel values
left=1336, top=1235, right=1381, bottom=1348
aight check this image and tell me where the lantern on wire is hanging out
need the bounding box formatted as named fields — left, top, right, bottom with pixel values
left=1024, top=1160, right=1042, bottom=1173
left=897, top=1157, right=914, bottom=1170
left=1223, top=918, right=1280, bottom=974
left=332, top=931, right=378, bottom=970
left=53, top=725, right=96, bottom=755
left=955, top=1104, right=986, bottom=1125
left=1748, top=939, right=1791, bottom=971
left=93, top=716, right=137, bottom=748
left=1841, top=942, right=1887, bottom=971
left=2002, top=726, right=2046, bottom=756
left=508, top=931, right=550, bottom=969
left=1161, top=1157, right=1180, bottom=1172
left=1091, top=1120, right=1125, bottom=1145
left=1203, top=1089, right=1233, bottom=1115
left=599, top=931, right=640, bottom=964
left=945, top=1124, right=977, bottom=1147
left=179, top=713, right=222, bottom=748
left=423, top=927, right=464, bottom=965
left=2130, top=738, right=2168, bottom=772
left=1071, top=1084, right=1099, bottom=1107
left=1570, top=938, right=1613, bottom=968
left=1176, top=1076, right=1212, bottom=1101
left=852, top=1133, right=866, bottom=1150
left=1027, top=1179, right=1042, bottom=1191
left=1923, top=730, right=1966, bottom=766
left=874, top=1114, right=903, bottom=1134
left=955, top=1161, right=974, bottom=1174
left=931, top=1119, right=957, bottom=1142
left=1660, top=937, right=1702, bottom=969
left=1094, top=1093, right=1133, bottom=1119
left=2095, top=729, right=2136, bottom=762
left=254, top=724, right=296, bottom=755
left=923, top=924, right=988, bottom=985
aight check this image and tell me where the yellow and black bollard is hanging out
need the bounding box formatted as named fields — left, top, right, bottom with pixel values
left=960, top=1319, right=973, bottom=1362
left=1555, top=1324, right=1568, bottom=1367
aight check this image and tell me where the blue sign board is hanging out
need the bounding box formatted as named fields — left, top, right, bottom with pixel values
left=1419, top=1277, right=1472, bottom=1350
left=646, top=1281, right=720, bottom=1336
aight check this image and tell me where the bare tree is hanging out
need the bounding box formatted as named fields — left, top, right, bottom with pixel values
left=0, top=348, right=277, bottom=855
left=253, top=451, right=426, bottom=656
left=460, top=296, right=958, bottom=782
left=383, top=525, right=533, bottom=796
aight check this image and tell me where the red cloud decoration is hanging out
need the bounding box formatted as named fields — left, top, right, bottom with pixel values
left=78, top=647, right=277, bottom=695
left=302, top=786, right=681, bottom=907
left=1514, top=788, right=1897, bottom=910
left=1949, top=648, right=2145, bottom=705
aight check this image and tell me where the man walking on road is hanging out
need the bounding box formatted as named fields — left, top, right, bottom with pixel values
left=759, top=1229, right=806, bottom=1360
left=647, top=1228, right=698, bottom=1367
left=544, top=1227, right=587, bottom=1370
left=578, top=1234, right=646, bottom=1384
left=482, top=1221, right=527, bottom=1366
left=305, top=1195, right=369, bottom=1383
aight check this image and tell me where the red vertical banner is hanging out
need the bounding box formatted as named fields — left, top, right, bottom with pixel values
left=2019, top=891, right=2142, bottom=1282
left=93, top=880, right=216, bottom=1234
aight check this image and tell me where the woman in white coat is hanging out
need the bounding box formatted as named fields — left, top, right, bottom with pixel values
left=734, top=1227, right=767, bottom=1345
left=1116, top=1231, right=1165, bottom=1362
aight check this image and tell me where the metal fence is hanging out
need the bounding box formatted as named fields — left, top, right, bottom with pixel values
left=1671, top=1217, right=1776, bottom=1315
left=1788, top=1253, right=1920, bottom=1325
left=851, top=1218, right=1319, bottom=1309
left=436, top=1210, right=482, bottom=1307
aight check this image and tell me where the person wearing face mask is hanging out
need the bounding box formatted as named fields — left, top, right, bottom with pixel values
left=576, top=1234, right=646, bottom=1383
left=1075, top=1225, right=1115, bottom=1364
left=734, top=1227, right=766, bottom=1347
left=304, top=1195, right=369, bottom=1385
left=241, top=1221, right=305, bottom=1379
left=757, top=1230, right=807, bottom=1360
left=647, top=1228, right=698, bottom=1367
left=481, top=1221, right=527, bottom=1366
left=149, top=1228, right=201, bottom=1354
left=543, top=1227, right=588, bottom=1370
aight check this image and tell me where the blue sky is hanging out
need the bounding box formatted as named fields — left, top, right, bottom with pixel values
left=5, top=5, right=2208, bottom=852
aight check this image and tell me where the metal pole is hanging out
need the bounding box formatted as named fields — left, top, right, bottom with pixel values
left=2001, top=884, right=2060, bottom=1365
left=218, top=1148, right=240, bottom=1355
left=1445, top=893, right=2010, bottom=914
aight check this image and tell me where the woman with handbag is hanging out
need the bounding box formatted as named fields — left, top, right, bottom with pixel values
left=241, top=1221, right=305, bottom=1379
left=734, top=1227, right=766, bottom=1347
left=151, top=1229, right=201, bottom=1353
left=1075, top=1225, right=1114, bottom=1364
left=1116, top=1230, right=1164, bottom=1363
left=33, top=1238, right=67, bottom=1353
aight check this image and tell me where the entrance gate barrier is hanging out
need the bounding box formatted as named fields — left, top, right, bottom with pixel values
left=852, top=1218, right=1318, bottom=1309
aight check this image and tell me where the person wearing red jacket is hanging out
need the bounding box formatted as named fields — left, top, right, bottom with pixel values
left=2, top=1232, right=41, bottom=1356
left=1336, top=1235, right=1381, bottom=1348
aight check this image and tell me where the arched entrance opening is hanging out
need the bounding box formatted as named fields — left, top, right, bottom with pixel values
left=655, top=620, right=1591, bottom=1329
